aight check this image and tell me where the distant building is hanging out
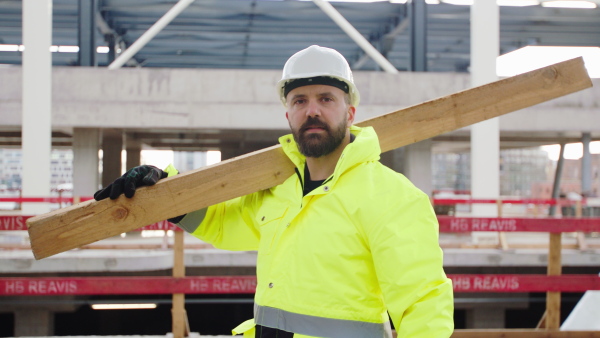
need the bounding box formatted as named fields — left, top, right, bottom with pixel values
left=532, top=155, right=600, bottom=199
left=0, top=149, right=22, bottom=189
left=0, top=148, right=73, bottom=191
left=432, top=152, right=470, bottom=194
left=434, top=147, right=553, bottom=197
left=499, top=148, right=552, bottom=197
left=2, top=146, right=598, bottom=198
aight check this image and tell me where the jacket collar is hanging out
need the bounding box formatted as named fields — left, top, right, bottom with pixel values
left=279, top=125, right=381, bottom=187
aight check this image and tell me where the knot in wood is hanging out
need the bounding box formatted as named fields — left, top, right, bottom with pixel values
left=112, top=207, right=128, bottom=220
left=542, top=67, right=558, bottom=82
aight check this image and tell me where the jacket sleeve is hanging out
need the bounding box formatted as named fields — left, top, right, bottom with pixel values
left=189, top=191, right=263, bottom=251
left=366, top=191, right=454, bottom=337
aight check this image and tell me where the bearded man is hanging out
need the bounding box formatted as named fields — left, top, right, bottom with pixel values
left=96, top=45, right=454, bottom=338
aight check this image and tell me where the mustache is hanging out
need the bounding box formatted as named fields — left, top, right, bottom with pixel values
left=299, top=117, right=330, bottom=133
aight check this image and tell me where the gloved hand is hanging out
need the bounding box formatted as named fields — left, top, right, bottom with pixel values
left=94, top=165, right=168, bottom=201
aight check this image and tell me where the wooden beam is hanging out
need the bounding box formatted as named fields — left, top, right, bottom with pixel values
left=27, top=57, right=592, bottom=260
left=172, top=230, right=188, bottom=338
left=546, top=232, right=563, bottom=330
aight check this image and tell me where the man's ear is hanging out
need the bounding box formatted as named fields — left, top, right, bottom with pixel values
left=347, top=106, right=356, bottom=126
left=285, top=112, right=289, bottom=121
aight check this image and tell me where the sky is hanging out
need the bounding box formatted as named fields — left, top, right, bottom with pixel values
left=541, top=141, right=600, bottom=161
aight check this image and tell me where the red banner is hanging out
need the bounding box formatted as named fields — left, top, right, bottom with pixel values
left=433, top=198, right=585, bottom=205
left=437, top=216, right=600, bottom=233
left=1, top=275, right=599, bottom=296
left=3, top=216, right=599, bottom=232
left=449, top=274, right=600, bottom=293
left=0, top=216, right=179, bottom=231
left=0, top=216, right=32, bottom=230
left=0, top=197, right=94, bottom=203
left=0, top=276, right=257, bottom=296
left=2, top=196, right=588, bottom=205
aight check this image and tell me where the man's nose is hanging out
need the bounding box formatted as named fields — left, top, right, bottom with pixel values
left=305, top=100, right=320, bottom=118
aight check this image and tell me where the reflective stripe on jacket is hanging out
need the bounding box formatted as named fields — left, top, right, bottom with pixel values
left=193, top=126, right=454, bottom=337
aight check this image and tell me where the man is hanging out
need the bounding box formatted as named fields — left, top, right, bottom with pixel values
left=96, top=45, right=454, bottom=337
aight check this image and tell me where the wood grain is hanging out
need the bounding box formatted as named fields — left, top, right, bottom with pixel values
left=27, top=57, right=592, bottom=259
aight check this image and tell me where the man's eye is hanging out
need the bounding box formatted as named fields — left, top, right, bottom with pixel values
left=294, top=99, right=306, bottom=105
left=322, top=97, right=333, bottom=102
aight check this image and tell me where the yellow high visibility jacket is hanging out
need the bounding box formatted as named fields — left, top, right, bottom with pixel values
left=188, top=126, right=454, bottom=337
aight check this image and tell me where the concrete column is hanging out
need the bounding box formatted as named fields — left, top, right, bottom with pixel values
left=470, top=0, right=499, bottom=217
left=101, top=129, right=123, bottom=187
left=21, top=0, right=52, bottom=214
left=403, top=140, right=433, bottom=196
left=381, top=141, right=432, bottom=196
left=14, top=309, right=54, bottom=336
left=220, top=148, right=245, bottom=161
left=125, top=136, right=142, bottom=170
left=465, top=307, right=505, bottom=328
left=582, top=132, right=592, bottom=197
left=380, top=148, right=405, bottom=174
left=379, top=151, right=394, bottom=170
left=73, top=128, right=100, bottom=197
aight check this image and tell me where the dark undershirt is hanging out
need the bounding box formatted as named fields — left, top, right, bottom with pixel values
left=303, top=175, right=325, bottom=196
left=302, top=160, right=325, bottom=196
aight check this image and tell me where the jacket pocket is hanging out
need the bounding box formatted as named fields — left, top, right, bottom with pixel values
left=255, top=205, right=287, bottom=254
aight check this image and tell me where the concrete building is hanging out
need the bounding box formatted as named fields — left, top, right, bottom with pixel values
left=1, top=0, right=600, bottom=336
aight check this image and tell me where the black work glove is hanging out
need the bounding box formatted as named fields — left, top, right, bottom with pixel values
left=94, top=165, right=168, bottom=201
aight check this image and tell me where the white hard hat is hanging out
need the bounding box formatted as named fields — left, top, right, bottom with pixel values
left=277, top=45, right=360, bottom=107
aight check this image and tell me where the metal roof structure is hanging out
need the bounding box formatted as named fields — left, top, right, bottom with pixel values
left=1, top=0, right=599, bottom=73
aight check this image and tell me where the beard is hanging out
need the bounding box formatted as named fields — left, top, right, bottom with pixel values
left=291, top=116, right=348, bottom=158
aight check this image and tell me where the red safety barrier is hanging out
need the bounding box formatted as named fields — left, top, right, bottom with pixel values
left=449, top=274, right=600, bottom=293
left=437, top=216, right=600, bottom=233
left=2, top=216, right=599, bottom=232
left=3, top=196, right=586, bottom=205
left=1, top=275, right=599, bottom=296
left=0, top=216, right=31, bottom=230
left=433, top=198, right=584, bottom=205
left=0, top=188, right=74, bottom=193
left=0, top=216, right=179, bottom=231
left=0, top=197, right=94, bottom=203
left=0, top=276, right=257, bottom=296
